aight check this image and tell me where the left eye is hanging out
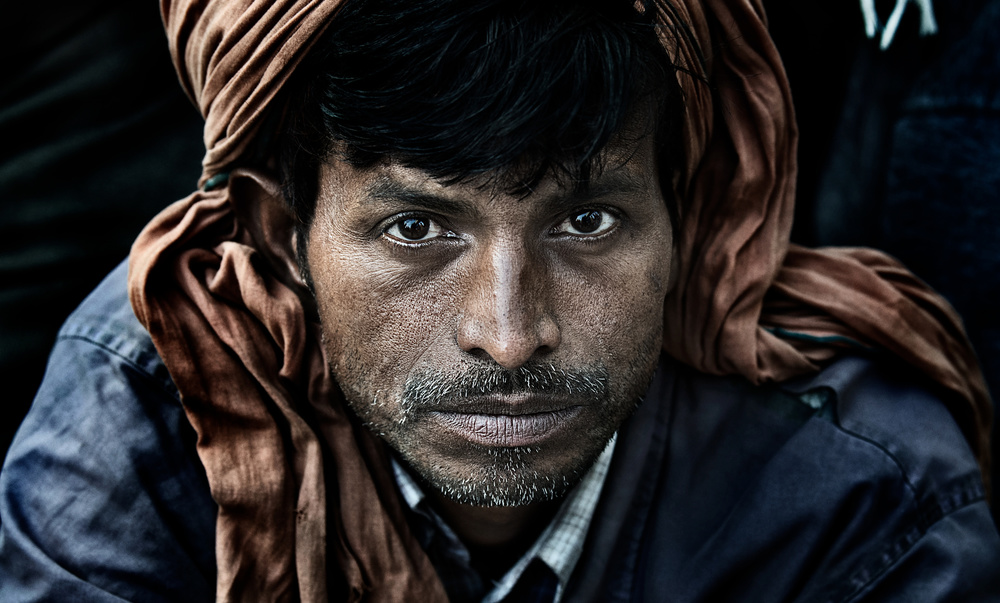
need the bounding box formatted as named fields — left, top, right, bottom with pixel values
left=553, top=209, right=618, bottom=237
left=384, top=216, right=446, bottom=242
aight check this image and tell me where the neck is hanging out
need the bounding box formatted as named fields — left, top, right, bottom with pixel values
left=429, top=491, right=560, bottom=579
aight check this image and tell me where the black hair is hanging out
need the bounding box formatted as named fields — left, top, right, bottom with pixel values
left=277, top=0, right=682, bottom=229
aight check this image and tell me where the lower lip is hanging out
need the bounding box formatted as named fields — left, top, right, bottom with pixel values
left=432, top=407, right=583, bottom=447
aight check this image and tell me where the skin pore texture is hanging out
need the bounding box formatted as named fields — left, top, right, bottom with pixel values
left=305, top=132, right=674, bottom=568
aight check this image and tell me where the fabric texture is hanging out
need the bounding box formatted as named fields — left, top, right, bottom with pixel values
left=0, top=0, right=204, bottom=464
left=127, top=0, right=993, bottom=601
left=392, top=437, right=615, bottom=603
left=3, top=268, right=998, bottom=600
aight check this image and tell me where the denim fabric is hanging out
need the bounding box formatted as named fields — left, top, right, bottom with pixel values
left=566, top=356, right=1000, bottom=602
left=0, top=262, right=216, bottom=602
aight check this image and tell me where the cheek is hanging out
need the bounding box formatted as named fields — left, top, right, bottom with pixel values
left=553, top=241, right=671, bottom=365
left=307, top=238, right=462, bottom=395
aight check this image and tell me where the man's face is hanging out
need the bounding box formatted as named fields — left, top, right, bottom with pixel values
left=306, top=134, right=673, bottom=507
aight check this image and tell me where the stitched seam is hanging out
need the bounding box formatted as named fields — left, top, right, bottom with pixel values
left=55, top=333, right=180, bottom=403
left=835, top=474, right=985, bottom=603
left=825, top=422, right=921, bottom=499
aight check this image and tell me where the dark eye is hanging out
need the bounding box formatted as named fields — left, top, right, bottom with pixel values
left=553, top=209, right=618, bottom=237
left=384, top=215, right=446, bottom=242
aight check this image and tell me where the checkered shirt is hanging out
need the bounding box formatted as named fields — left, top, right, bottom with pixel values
left=392, top=435, right=617, bottom=603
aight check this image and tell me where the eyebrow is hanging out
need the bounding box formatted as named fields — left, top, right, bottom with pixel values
left=365, top=179, right=479, bottom=216
left=364, top=170, right=646, bottom=215
left=564, top=171, right=646, bottom=202
left=540, top=171, right=647, bottom=214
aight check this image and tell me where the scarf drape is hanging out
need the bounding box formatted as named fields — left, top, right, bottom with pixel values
left=130, top=0, right=992, bottom=600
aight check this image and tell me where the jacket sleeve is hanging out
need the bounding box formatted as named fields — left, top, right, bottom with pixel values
left=589, top=356, right=1000, bottom=603
left=0, top=266, right=217, bottom=602
left=796, top=359, right=1000, bottom=603
left=847, top=498, right=1000, bottom=602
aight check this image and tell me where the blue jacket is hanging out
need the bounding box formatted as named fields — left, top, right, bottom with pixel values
left=1, top=261, right=998, bottom=601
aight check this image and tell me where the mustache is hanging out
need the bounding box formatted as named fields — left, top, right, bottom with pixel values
left=401, top=362, right=609, bottom=411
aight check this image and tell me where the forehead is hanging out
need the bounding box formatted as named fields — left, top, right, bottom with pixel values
left=319, top=129, right=659, bottom=210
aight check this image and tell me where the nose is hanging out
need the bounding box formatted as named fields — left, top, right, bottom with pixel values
left=456, top=240, right=561, bottom=369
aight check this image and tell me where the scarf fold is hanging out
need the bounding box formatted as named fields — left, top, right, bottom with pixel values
left=129, top=0, right=992, bottom=600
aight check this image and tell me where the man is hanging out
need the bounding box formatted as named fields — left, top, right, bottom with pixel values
left=1, top=0, right=997, bottom=601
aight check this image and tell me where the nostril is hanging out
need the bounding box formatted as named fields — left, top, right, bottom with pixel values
left=463, top=347, right=494, bottom=363
left=457, top=325, right=560, bottom=371
left=533, top=343, right=556, bottom=358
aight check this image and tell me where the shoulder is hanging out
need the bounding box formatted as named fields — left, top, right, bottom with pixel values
left=0, top=260, right=216, bottom=602
left=661, top=353, right=991, bottom=521
left=773, top=356, right=1000, bottom=601
left=55, top=259, right=178, bottom=397
left=589, top=355, right=1000, bottom=602
left=784, top=355, right=979, bottom=485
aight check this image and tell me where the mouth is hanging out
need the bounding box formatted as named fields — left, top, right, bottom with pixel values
left=429, top=397, right=584, bottom=447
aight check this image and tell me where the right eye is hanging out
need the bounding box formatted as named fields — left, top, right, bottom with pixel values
left=383, top=215, right=448, bottom=243
left=551, top=208, right=620, bottom=238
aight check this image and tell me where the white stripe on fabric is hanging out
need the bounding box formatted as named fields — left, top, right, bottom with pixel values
left=859, top=0, right=938, bottom=49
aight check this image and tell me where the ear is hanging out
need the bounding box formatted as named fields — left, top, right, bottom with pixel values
left=228, top=167, right=309, bottom=294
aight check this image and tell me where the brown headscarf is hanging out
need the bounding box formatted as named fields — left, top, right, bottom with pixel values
left=130, top=0, right=992, bottom=600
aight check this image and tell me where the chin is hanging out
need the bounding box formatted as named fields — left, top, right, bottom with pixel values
left=392, top=428, right=619, bottom=507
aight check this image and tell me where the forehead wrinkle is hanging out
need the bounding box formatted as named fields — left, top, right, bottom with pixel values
left=362, top=158, right=648, bottom=219
left=365, top=177, right=482, bottom=217
left=571, top=169, right=645, bottom=200
left=535, top=168, right=648, bottom=215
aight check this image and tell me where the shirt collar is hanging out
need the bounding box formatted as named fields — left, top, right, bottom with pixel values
left=392, top=435, right=616, bottom=602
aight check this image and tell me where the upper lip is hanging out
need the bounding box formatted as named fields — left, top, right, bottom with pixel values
left=427, top=393, right=581, bottom=416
